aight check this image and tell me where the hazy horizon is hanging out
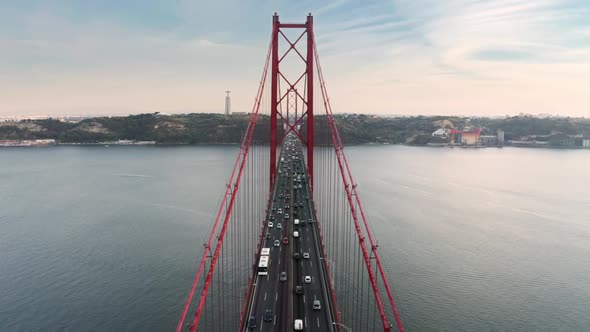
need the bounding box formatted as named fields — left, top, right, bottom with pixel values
left=2, top=1, right=589, bottom=118
left=3, top=110, right=589, bottom=121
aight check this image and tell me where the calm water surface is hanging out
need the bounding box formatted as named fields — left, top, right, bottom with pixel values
left=1, top=145, right=589, bottom=331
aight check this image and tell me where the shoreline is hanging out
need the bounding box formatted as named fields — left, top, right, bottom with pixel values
left=1, top=141, right=587, bottom=150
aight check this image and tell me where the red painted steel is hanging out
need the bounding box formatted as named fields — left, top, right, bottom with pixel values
left=341, top=144, right=405, bottom=331
left=270, top=13, right=314, bottom=189
left=270, top=14, right=279, bottom=191
left=179, top=13, right=405, bottom=332
left=325, top=99, right=393, bottom=332
left=189, top=105, right=262, bottom=332
left=306, top=14, right=314, bottom=190
left=177, top=37, right=272, bottom=332
left=175, top=185, right=234, bottom=332
left=279, top=23, right=306, bottom=28
left=313, top=39, right=405, bottom=332
left=176, top=98, right=257, bottom=332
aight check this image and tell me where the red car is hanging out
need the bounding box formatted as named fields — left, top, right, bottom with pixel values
left=282, top=237, right=289, bottom=245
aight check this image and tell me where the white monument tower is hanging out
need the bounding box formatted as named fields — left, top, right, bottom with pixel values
left=224, top=91, right=231, bottom=116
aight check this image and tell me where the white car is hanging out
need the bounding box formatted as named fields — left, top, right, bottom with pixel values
left=268, top=222, right=273, bottom=228
left=274, top=240, right=280, bottom=247
left=313, top=300, right=321, bottom=311
left=294, top=319, right=303, bottom=331
left=304, top=276, right=312, bottom=284
left=277, top=223, right=282, bottom=229
left=303, top=252, right=309, bottom=259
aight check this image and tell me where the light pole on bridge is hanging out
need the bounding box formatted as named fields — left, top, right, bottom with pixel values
left=333, top=322, right=352, bottom=332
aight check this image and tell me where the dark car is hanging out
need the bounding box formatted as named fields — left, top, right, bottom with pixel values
left=282, top=237, right=289, bottom=245
left=293, top=252, right=300, bottom=260
left=264, top=309, right=273, bottom=322
left=248, top=315, right=256, bottom=329
left=295, top=285, right=303, bottom=295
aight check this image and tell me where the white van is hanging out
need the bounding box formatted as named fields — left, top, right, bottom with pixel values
left=294, top=319, right=303, bottom=330
left=293, top=231, right=299, bottom=238
left=294, top=219, right=300, bottom=225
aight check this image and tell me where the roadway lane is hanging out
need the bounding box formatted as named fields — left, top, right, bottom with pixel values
left=244, top=139, right=291, bottom=332
left=243, top=134, right=335, bottom=332
left=291, top=142, right=333, bottom=332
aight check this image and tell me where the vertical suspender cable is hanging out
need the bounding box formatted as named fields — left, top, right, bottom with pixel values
left=366, top=253, right=371, bottom=332
left=343, top=165, right=350, bottom=321
left=354, top=239, right=363, bottom=331
left=315, top=36, right=403, bottom=332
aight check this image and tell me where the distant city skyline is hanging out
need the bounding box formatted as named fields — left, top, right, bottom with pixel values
left=1, top=1, right=589, bottom=117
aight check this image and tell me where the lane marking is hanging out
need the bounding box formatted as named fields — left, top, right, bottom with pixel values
left=303, top=295, right=305, bottom=303
left=264, top=292, right=267, bottom=301
left=275, top=293, right=278, bottom=302
left=317, top=317, right=320, bottom=327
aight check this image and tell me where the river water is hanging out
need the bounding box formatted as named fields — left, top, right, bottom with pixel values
left=1, top=145, right=589, bottom=331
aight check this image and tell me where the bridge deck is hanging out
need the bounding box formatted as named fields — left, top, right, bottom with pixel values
left=243, top=134, right=336, bottom=331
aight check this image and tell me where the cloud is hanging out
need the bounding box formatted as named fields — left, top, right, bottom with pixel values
left=0, top=6, right=273, bottom=115
left=1, top=0, right=589, bottom=116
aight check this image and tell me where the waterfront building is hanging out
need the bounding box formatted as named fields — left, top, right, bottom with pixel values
left=432, top=128, right=446, bottom=137
left=548, top=133, right=575, bottom=147
left=480, top=135, right=498, bottom=146
left=461, top=127, right=482, bottom=145
left=497, top=129, right=505, bottom=145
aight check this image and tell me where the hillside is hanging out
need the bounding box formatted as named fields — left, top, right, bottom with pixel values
left=1, top=113, right=589, bottom=145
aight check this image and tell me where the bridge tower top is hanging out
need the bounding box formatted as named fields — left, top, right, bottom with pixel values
left=270, top=13, right=315, bottom=191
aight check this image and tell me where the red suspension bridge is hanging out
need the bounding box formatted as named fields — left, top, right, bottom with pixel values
left=177, top=13, right=404, bottom=332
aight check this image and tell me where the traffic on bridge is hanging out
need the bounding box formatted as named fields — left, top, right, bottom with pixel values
left=242, top=134, right=336, bottom=331
left=177, top=13, right=404, bottom=332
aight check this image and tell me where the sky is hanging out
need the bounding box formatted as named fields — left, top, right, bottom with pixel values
left=1, top=0, right=589, bottom=117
